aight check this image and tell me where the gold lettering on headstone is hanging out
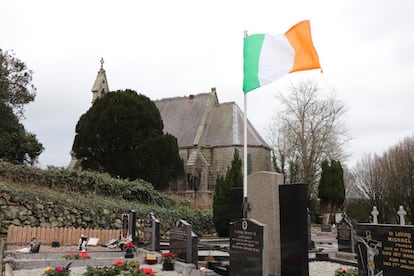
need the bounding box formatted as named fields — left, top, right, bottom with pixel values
left=382, top=231, right=414, bottom=271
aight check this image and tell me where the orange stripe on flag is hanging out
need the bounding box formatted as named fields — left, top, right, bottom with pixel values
left=285, top=20, right=322, bottom=73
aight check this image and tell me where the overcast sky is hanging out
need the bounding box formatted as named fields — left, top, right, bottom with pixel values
left=1, top=0, right=413, bottom=169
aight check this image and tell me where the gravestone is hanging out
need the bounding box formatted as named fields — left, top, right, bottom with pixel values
left=355, top=223, right=414, bottom=276
left=321, top=224, right=332, bottom=232
left=337, top=215, right=354, bottom=253
left=144, top=212, right=160, bottom=251
left=229, top=218, right=268, bottom=276
left=229, top=187, right=243, bottom=223
left=371, top=206, right=379, bottom=224
left=128, top=210, right=137, bottom=242
left=87, top=237, right=99, bottom=246
left=246, top=171, right=283, bottom=276
left=121, top=213, right=129, bottom=239
left=121, top=210, right=137, bottom=242
left=398, top=205, right=407, bottom=226
left=279, top=183, right=309, bottom=276
left=170, top=219, right=198, bottom=266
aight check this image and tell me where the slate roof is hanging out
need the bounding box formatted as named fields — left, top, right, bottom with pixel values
left=154, top=92, right=270, bottom=149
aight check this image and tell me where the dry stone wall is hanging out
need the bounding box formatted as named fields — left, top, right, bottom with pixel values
left=0, top=192, right=123, bottom=235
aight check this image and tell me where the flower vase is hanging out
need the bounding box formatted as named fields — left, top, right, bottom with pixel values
left=162, top=262, right=174, bottom=271
left=124, top=249, right=134, bottom=258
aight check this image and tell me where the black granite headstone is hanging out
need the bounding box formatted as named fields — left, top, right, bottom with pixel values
left=229, top=218, right=267, bottom=276
left=170, top=219, right=198, bottom=266
left=337, top=216, right=354, bottom=253
left=128, top=210, right=137, bottom=242
left=279, top=183, right=309, bottom=276
left=355, top=223, right=414, bottom=276
left=229, top=187, right=243, bottom=223
left=144, top=212, right=160, bottom=251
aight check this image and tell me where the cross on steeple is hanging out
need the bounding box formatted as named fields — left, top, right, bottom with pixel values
left=91, top=58, right=110, bottom=103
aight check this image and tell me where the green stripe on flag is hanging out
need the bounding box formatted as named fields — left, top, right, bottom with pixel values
left=243, top=34, right=265, bottom=93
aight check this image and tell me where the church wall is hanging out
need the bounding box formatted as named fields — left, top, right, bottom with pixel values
left=200, top=145, right=273, bottom=192
left=173, top=145, right=272, bottom=194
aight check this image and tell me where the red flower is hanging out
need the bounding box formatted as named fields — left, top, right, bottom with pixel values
left=113, top=260, right=125, bottom=266
left=78, top=252, right=89, bottom=259
left=162, top=252, right=176, bottom=258
left=123, top=242, right=135, bottom=249
left=141, top=267, right=155, bottom=275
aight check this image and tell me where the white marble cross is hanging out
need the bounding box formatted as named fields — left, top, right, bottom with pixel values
left=398, top=205, right=407, bottom=226
left=371, top=206, right=379, bottom=224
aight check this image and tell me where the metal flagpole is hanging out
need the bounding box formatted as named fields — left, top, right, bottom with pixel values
left=243, top=30, right=249, bottom=218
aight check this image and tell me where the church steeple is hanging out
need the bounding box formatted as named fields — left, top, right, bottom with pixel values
left=91, top=58, right=110, bottom=103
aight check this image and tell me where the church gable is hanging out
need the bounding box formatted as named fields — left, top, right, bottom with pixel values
left=155, top=93, right=211, bottom=147
left=202, top=102, right=270, bottom=148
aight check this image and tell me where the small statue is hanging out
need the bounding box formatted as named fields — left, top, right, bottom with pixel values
left=78, top=234, right=88, bottom=251
left=30, top=237, right=41, bottom=253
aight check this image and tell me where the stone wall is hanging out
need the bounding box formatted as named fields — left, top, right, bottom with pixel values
left=0, top=192, right=123, bottom=235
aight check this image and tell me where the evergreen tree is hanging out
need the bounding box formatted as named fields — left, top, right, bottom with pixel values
left=212, top=148, right=243, bottom=237
left=72, top=89, right=184, bottom=190
left=318, top=159, right=345, bottom=224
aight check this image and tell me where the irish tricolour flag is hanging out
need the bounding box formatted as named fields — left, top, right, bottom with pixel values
left=243, top=20, right=321, bottom=93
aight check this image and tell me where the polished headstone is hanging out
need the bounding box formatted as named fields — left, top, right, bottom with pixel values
left=170, top=219, right=198, bottom=266
left=229, top=218, right=268, bottom=276
left=279, top=183, right=309, bottom=276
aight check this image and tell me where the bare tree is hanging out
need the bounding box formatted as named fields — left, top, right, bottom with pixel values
left=353, top=154, right=390, bottom=222
left=352, top=136, right=414, bottom=224
left=270, top=79, right=348, bottom=202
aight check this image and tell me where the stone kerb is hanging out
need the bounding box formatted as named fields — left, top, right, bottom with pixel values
left=246, top=171, right=283, bottom=276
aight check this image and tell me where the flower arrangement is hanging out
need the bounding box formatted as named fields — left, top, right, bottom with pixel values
left=123, top=241, right=135, bottom=251
left=118, top=237, right=128, bottom=249
left=62, top=251, right=90, bottom=260
left=161, top=252, right=176, bottom=264
left=334, top=267, right=358, bottom=276
left=42, top=263, right=72, bottom=276
left=84, top=260, right=155, bottom=275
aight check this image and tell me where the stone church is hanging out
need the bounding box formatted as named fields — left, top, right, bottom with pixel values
left=69, top=61, right=273, bottom=198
